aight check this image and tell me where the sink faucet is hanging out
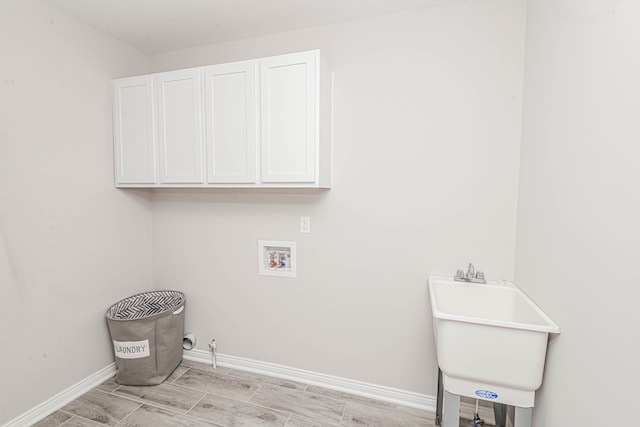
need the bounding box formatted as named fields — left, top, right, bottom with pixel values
left=466, top=263, right=475, bottom=279
left=454, top=263, right=486, bottom=284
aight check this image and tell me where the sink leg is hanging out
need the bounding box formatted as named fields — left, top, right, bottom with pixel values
left=493, top=402, right=508, bottom=427
left=443, top=390, right=460, bottom=427
left=514, top=407, right=533, bottom=427
left=436, top=368, right=443, bottom=426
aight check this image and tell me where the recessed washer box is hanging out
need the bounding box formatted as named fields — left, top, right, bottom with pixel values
left=258, top=240, right=296, bottom=278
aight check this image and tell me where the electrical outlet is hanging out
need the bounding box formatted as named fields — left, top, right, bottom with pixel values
left=300, top=216, right=311, bottom=233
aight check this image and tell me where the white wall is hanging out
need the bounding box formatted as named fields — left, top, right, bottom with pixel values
left=515, top=1, right=640, bottom=425
left=0, top=0, right=152, bottom=423
left=6, top=0, right=636, bottom=422
left=150, top=0, right=526, bottom=395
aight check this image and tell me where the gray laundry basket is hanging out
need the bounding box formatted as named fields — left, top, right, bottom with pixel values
left=106, top=290, right=185, bottom=385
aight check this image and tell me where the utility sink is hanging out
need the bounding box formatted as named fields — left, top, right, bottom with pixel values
left=428, top=275, right=560, bottom=408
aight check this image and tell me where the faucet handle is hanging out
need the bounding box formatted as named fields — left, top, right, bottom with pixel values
left=455, top=269, right=465, bottom=280
left=475, top=271, right=485, bottom=280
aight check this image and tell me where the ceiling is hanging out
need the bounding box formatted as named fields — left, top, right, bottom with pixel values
left=43, top=0, right=442, bottom=54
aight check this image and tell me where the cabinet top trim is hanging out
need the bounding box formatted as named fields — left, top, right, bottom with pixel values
left=114, top=50, right=326, bottom=81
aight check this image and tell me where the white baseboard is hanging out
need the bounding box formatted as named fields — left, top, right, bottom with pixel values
left=5, top=352, right=500, bottom=427
left=2, top=363, right=116, bottom=427
left=184, top=349, right=434, bottom=411
left=183, top=349, right=495, bottom=425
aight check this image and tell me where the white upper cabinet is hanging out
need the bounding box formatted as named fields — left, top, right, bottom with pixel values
left=204, top=61, right=257, bottom=183
left=156, top=69, right=204, bottom=184
left=260, top=51, right=316, bottom=183
left=113, top=76, right=156, bottom=184
left=112, top=50, right=332, bottom=188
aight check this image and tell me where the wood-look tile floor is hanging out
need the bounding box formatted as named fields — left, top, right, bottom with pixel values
left=34, top=360, right=494, bottom=427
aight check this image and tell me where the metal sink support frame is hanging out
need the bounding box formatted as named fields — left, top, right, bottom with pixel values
left=435, top=368, right=532, bottom=427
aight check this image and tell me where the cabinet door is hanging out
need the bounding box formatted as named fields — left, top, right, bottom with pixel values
left=156, top=69, right=204, bottom=184
left=260, top=52, right=316, bottom=183
left=113, top=76, right=156, bottom=184
left=204, top=62, right=257, bottom=183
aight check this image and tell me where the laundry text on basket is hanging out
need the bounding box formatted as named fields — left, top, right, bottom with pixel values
left=113, top=339, right=150, bottom=359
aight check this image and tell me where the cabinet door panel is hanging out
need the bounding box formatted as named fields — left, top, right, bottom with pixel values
left=156, top=69, right=204, bottom=183
left=113, top=76, right=156, bottom=184
left=204, top=62, right=257, bottom=183
left=260, top=52, right=316, bottom=183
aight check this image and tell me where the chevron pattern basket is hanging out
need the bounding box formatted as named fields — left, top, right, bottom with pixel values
left=106, top=290, right=185, bottom=320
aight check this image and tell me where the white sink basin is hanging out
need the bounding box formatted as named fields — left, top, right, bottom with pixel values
left=428, top=275, right=559, bottom=408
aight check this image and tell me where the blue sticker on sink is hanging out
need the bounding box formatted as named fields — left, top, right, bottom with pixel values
left=475, top=390, right=499, bottom=399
